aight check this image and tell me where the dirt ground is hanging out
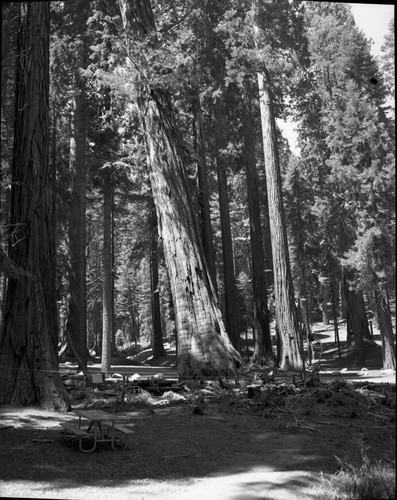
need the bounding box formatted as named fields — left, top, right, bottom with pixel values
left=0, top=323, right=395, bottom=500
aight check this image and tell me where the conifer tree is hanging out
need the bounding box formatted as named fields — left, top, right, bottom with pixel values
left=117, top=0, right=242, bottom=378
left=0, top=2, right=69, bottom=410
left=253, top=0, right=304, bottom=370
left=295, top=2, right=395, bottom=364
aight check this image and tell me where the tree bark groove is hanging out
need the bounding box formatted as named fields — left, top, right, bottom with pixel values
left=118, top=0, right=242, bottom=378
left=257, top=69, right=303, bottom=371
left=0, top=2, right=69, bottom=410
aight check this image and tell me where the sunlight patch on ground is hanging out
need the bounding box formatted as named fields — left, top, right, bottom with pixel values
left=0, top=469, right=323, bottom=500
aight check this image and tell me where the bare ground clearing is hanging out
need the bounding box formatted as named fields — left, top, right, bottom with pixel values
left=0, top=322, right=395, bottom=500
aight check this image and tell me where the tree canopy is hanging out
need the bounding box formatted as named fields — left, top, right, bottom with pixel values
left=0, top=1, right=395, bottom=406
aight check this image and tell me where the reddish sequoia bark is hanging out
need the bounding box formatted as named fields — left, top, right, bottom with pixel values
left=118, top=0, right=242, bottom=378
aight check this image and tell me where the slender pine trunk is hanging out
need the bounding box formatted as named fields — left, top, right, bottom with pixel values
left=192, top=95, right=217, bottom=293
left=214, top=99, right=241, bottom=352
left=101, top=165, right=113, bottom=375
left=67, top=70, right=88, bottom=371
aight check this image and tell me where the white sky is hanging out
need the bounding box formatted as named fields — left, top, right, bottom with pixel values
left=278, top=2, right=395, bottom=155
left=349, top=3, right=394, bottom=57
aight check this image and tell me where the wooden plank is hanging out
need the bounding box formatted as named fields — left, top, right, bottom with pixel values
left=60, top=423, right=90, bottom=438
left=103, top=423, right=134, bottom=435
left=72, top=409, right=115, bottom=420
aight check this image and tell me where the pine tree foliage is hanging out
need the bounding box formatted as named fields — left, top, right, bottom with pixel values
left=290, top=2, right=395, bottom=364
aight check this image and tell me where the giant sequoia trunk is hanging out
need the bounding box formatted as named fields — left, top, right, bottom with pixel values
left=0, top=2, right=69, bottom=410
left=256, top=70, right=303, bottom=371
left=242, top=103, right=273, bottom=366
left=1, top=3, right=19, bottom=334
left=118, top=0, right=242, bottom=378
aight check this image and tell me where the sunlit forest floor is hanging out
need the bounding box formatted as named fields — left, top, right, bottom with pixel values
left=0, top=319, right=395, bottom=499
left=87, top=318, right=395, bottom=384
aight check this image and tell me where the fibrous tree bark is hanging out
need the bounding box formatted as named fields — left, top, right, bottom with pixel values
left=101, top=164, right=113, bottom=375
left=0, top=2, right=69, bottom=410
left=242, top=101, right=273, bottom=366
left=254, top=1, right=304, bottom=371
left=118, top=0, right=242, bottom=378
left=66, top=63, right=88, bottom=372
left=214, top=99, right=241, bottom=352
left=1, top=2, right=19, bottom=334
left=150, top=205, right=166, bottom=358
left=375, top=287, right=396, bottom=370
left=192, top=95, right=217, bottom=293
left=319, top=279, right=330, bottom=325
left=343, top=279, right=366, bottom=365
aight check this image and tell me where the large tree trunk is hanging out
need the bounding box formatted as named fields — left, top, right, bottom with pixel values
left=66, top=66, right=88, bottom=371
left=375, top=287, right=396, bottom=371
left=0, top=2, right=69, bottom=410
left=343, top=279, right=368, bottom=365
left=256, top=68, right=303, bottom=371
left=1, top=3, right=19, bottom=335
left=242, top=102, right=273, bottom=366
left=101, top=165, right=113, bottom=375
left=253, top=0, right=303, bottom=371
left=151, top=206, right=166, bottom=358
left=319, top=279, right=330, bottom=325
left=118, top=0, right=242, bottom=378
left=214, top=99, right=241, bottom=352
left=192, top=95, right=217, bottom=293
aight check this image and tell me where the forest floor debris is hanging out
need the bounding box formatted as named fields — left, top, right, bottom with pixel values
left=1, top=326, right=395, bottom=499
left=1, top=372, right=395, bottom=499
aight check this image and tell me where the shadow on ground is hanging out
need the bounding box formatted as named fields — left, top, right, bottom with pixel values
left=0, top=403, right=336, bottom=499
